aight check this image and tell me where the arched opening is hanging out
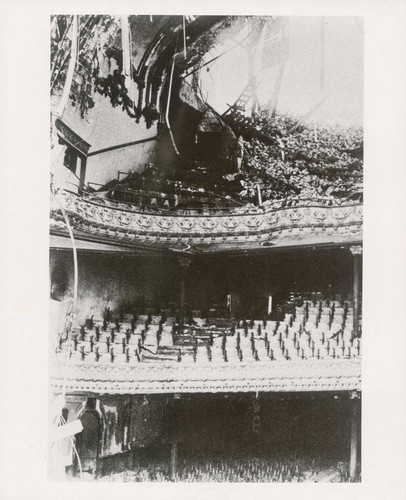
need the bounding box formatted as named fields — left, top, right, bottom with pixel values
left=74, top=399, right=102, bottom=474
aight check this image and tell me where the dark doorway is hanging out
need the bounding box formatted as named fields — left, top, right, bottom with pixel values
left=75, top=410, right=101, bottom=473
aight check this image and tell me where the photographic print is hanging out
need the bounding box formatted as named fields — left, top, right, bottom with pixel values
left=49, top=15, right=363, bottom=482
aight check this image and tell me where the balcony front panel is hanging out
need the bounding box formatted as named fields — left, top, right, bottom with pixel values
left=50, top=190, right=363, bottom=252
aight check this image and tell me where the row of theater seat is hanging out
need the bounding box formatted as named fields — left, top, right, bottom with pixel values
left=98, top=455, right=351, bottom=482
left=57, top=301, right=361, bottom=365
left=284, top=301, right=356, bottom=334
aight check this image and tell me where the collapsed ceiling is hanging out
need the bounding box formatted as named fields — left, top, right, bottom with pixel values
left=50, top=15, right=363, bottom=209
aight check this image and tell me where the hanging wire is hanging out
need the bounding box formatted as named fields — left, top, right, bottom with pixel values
left=320, top=17, right=325, bottom=95
left=70, top=433, right=83, bottom=478
left=51, top=190, right=78, bottom=403
left=58, top=414, right=83, bottom=479
left=165, top=42, right=180, bottom=155
left=56, top=15, right=79, bottom=118
left=314, top=17, right=326, bottom=141
left=182, top=32, right=251, bottom=79
left=183, top=16, right=187, bottom=59
left=50, top=189, right=83, bottom=479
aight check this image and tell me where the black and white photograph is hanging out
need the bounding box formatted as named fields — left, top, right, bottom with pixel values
left=49, top=14, right=363, bottom=482
left=1, top=1, right=406, bottom=498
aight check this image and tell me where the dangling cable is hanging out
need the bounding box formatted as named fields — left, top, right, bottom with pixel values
left=59, top=414, right=83, bottom=480
left=56, top=15, right=79, bottom=118
left=183, top=16, right=187, bottom=59
left=314, top=17, right=325, bottom=141
left=121, top=16, right=134, bottom=106
left=182, top=32, right=250, bottom=79
left=51, top=15, right=79, bottom=164
left=51, top=190, right=82, bottom=479
left=165, top=48, right=180, bottom=156
left=52, top=190, right=78, bottom=402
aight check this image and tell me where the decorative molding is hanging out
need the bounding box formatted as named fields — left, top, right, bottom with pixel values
left=50, top=358, right=361, bottom=395
left=50, top=190, right=363, bottom=253
left=349, top=390, right=361, bottom=400
left=350, top=245, right=363, bottom=256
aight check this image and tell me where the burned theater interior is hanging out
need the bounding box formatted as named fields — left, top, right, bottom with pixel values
left=49, top=15, right=363, bottom=482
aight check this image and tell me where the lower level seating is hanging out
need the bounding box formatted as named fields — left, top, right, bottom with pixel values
left=56, top=298, right=361, bottom=365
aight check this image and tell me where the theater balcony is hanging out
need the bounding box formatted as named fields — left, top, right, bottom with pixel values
left=50, top=188, right=362, bottom=254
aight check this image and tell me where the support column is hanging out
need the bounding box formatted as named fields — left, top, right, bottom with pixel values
left=170, top=441, right=178, bottom=481
left=350, top=245, right=362, bottom=338
left=79, top=155, right=87, bottom=191
left=227, top=293, right=232, bottom=320
left=168, top=393, right=181, bottom=481
left=349, top=390, right=361, bottom=481
left=178, top=256, right=191, bottom=335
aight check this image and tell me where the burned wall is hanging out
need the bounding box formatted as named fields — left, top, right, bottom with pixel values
left=50, top=246, right=356, bottom=325
left=185, top=248, right=356, bottom=318
left=49, top=250, right=180, bottom=325
left=62, top=394, right=168, bottom=472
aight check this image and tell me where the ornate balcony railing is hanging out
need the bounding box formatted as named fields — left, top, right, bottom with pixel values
left=50, top=189, right=363, bottom=251
left=50, top=357, right=361, bottom=395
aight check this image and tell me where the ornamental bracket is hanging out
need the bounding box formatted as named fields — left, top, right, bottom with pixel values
left=350, top=245, right=362, bottom=256
left=349, top=390, right=361, bottom=400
